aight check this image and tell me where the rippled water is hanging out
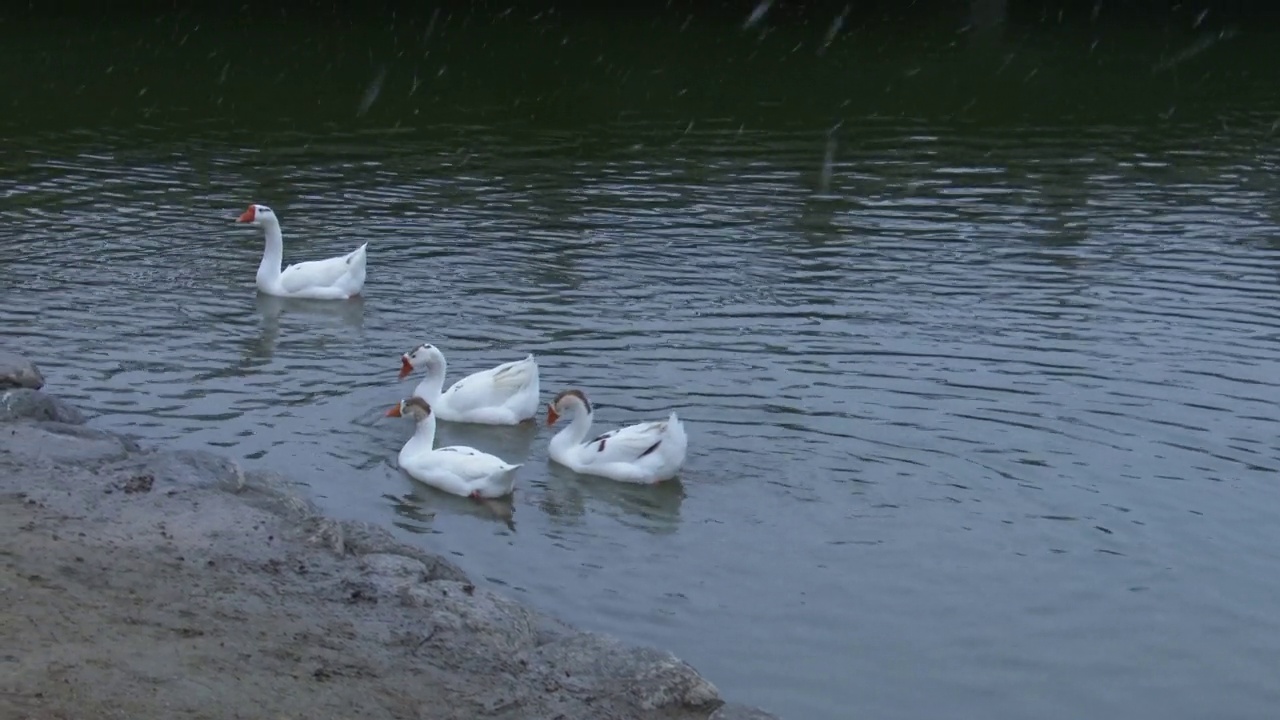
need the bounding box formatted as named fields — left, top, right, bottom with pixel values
left=5, top=112, right=1280, bottom=720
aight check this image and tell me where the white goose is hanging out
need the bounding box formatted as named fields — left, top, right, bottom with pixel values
left=386, top=397, right=522, bottom=499
left=399, top=343, right=540, bottom=425
left=236, top=203, right=367, bottom=300
left=546, top=388, right=689, bottom=484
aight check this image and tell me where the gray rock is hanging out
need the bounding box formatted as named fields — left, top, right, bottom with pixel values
left=111, top=450, right=335, bottom=538
left=0, top=421, right=132, bottom=464
left=527, top=608, right=580, bottom=647
left=239, top=469, right=323, bottom=520
left=131, top=448, right=247, bottom=491
left=361, top=551, right=429, bottom=579
left=528, top=632, right=722, bottom=713
left=339, top=520, right=469, bottom=582
left=360, top=552, right=428, bottom=596
left=401, top=579, right=541, bottom=671
left=0, top=388, right=86, bottom=424
left=0, top=350, right=43, bottom=389
left=711, top=703, right=783, bottom=720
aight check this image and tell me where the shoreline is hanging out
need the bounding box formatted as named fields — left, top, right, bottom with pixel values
left=0, top=350, right=778, bottom=720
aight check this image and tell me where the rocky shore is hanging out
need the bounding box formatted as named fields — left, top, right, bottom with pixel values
left=0, top=350, right=778, bottom=720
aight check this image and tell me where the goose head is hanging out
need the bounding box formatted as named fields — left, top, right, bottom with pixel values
left=547, top=388, right=592, bottom=425
left=237, top=204, right=278, bottom=226
left=386, top=396, right=432, bottom=420
left=399, top=342, right=444, bottom=380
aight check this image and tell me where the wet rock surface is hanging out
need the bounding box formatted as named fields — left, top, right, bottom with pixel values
left=1, top=388, right=86, bottom=424
left=712, top=704, right=790, bottom=720
left=0, top=357, right=780, bottom=720
left=0, top=348, right=44, bottom=389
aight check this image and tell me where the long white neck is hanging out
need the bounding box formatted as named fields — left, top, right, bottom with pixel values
left=549, top=403, right=594, bottom=455
left=256, top=219, right=284, bottom=288
left=399, top=413, right=437, bottom=463
left=412, top=359, right=447, bottom=403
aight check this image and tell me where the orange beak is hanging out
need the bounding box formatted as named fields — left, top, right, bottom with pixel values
left=385, top=403, right=402, bottom=417
left=546, top=406, right=559, bottom=425
left=237, top=206, right=255, bottom=223
left=398, top=356, right=413, bottom=380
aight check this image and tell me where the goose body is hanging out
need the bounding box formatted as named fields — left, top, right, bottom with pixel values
left=400, top=343, right=540, bottom=425
left=546, top=388, right=688, bottom=484
left=387, top=397, right=521, bottom=499
left=237, top=204, right=367, bottom=300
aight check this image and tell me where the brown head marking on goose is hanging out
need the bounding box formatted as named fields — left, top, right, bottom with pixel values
left=553, top=388, right=591, bottom=414
left=547, top=388, right=591, bottom=426
left=387, top=396, right=433, bottom=418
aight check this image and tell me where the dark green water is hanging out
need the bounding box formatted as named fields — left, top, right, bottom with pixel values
left=5, top=8, right=1280, bottom=720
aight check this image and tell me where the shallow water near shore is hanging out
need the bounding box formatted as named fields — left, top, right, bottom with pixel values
left=5, top=9, right=1280, bottom=719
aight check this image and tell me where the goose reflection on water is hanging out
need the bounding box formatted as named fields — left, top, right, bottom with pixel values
left=248, top=292, right=366, bottom=359
left=387, top=485, right=516, bottom=533
left=538, top=463, right=685, bottom=535
left=384, top=461, right=685, bottom=536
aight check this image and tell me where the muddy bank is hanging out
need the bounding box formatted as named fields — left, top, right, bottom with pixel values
left=0, top=351, right=778, bottom=720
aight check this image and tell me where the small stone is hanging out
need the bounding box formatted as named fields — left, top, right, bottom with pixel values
left=120, top=473, right=154, bottom=494
left=359, top=553, right=427, bottom=580
left=358, top=553, right=427, bottom=597
left=340, top=521, right=468, bottom=582
left=136, top=450, right=244, bottom=491
left=525, top=632, right=722, bottom=713
left=0, top=350, right=44, bottom=390
left=400, top=580, right=539, bottom=671
left=0, top=389, right=86, bottom=425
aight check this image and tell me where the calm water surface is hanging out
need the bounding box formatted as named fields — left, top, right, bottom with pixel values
left=5, top=13, right=1280, bottom=720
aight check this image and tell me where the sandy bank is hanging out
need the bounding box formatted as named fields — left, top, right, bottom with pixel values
left=0, top=350, right=778, bottom=720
